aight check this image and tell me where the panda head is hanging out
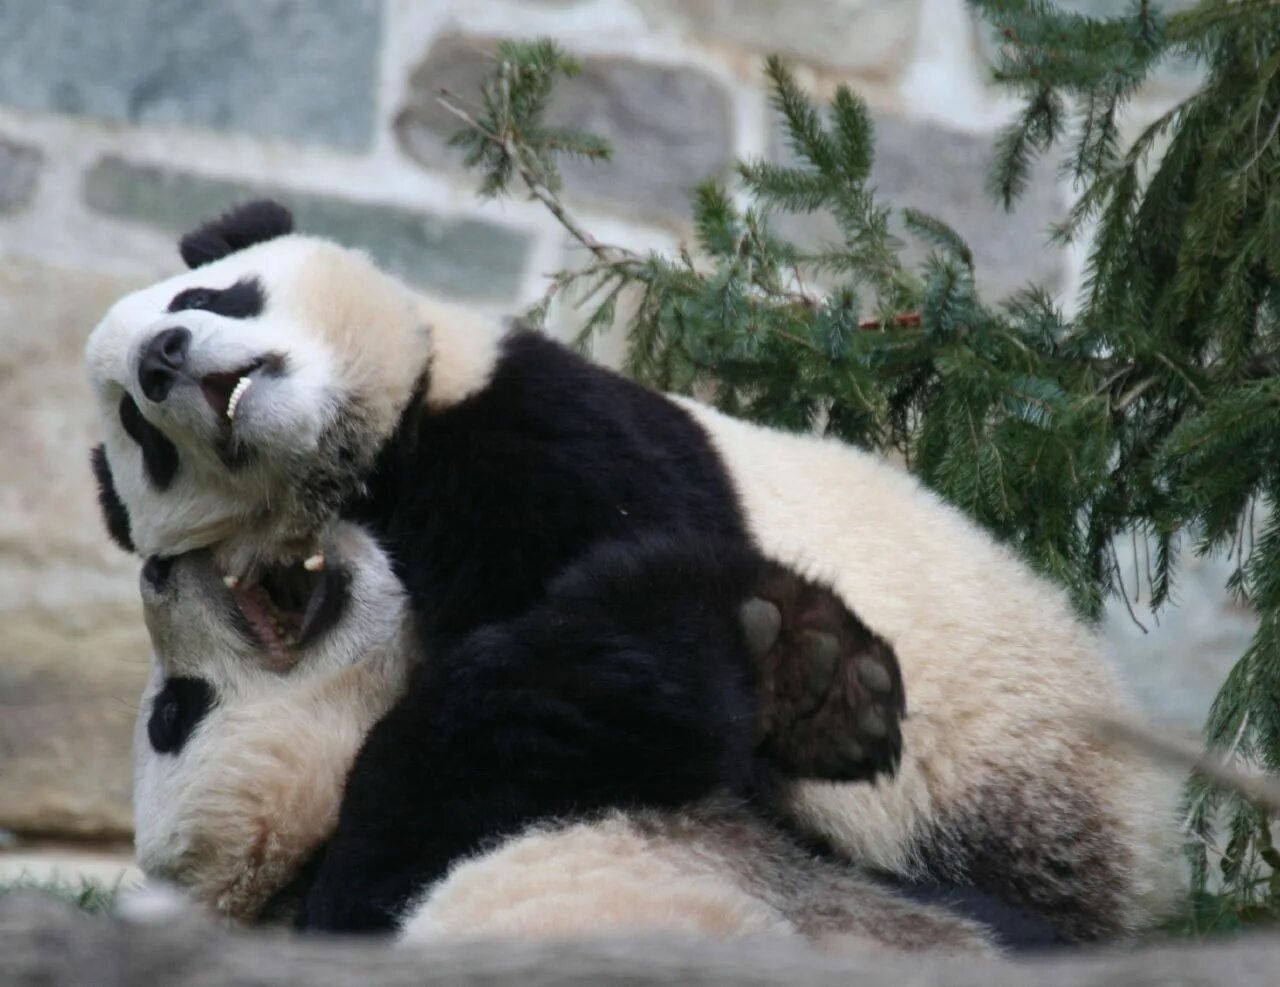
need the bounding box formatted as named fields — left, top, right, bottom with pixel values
left=132, top=520, right=415, bottom=922
left=85, top=200, right=441, bottom=577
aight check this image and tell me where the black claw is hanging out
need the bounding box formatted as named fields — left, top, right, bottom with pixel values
left=740, top=598, right=782, bottom=659
left=855, top=656, right=893, bottom=694
left=857, top=708, right=888, bottom=739
left=803, top=630, right=839, bottom=681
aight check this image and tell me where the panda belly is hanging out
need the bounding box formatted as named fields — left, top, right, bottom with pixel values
left=673, top=398, right=1181, bottom=941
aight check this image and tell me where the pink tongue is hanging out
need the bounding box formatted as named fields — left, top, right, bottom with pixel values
left=230, top=585, right=288, bottom=667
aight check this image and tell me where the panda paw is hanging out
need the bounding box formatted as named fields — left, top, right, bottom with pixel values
left=741, top=565, right=906, bottom=784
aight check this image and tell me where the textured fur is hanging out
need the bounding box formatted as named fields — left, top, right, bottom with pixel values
left=90, top=203, right=1179, bottom=941
left=132, top=525, right=415, bottom=920
left=302, top=534, right=780, bottom=932
left=399, top=801, right=994, bottom=954
left=131, top=525, right=993, bottom=955
left=674, top=400, right=1180, bottom=940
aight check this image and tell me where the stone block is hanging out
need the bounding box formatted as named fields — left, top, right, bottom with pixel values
left=83, top=157, right=532, bottom=306
left=772, top=113, right=1067, bottom=301
left=0, top=256, right=156, bottom=839
left=1103, top=544, right=1257, bottom=735
left=642, top=0, right=920, bottom=78
left=0, top=135, right=40, bottom=213
left=395, top=37, right=735, bottom=222
left=0, top=604, right=148, bottom=840
left=0, top=0, right=381, bottom=150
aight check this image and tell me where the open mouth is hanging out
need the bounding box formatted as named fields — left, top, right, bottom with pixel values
left=227, top=559, right=348, bottom=667
left=200, top=354, right=282, bottom=423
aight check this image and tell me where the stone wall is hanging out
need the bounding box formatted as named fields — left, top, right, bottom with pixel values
left=0, top=0, right=1235, bottom=841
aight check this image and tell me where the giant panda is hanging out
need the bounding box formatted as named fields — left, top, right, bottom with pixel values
left=87, top=200, right=1180, bottom=941
left=131, top=519, right=998, bottom=954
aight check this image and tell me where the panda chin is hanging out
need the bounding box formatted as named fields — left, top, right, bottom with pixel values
left=229, top=561, right=349, bottom=669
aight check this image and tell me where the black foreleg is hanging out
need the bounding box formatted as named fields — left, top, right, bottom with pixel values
left=300, top=535, right=767, bottom=933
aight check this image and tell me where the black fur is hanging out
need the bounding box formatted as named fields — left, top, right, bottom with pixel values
left=90, top=444, right=134, bottom=552
left=148, top=676, right=215, bottom=755
left=179, top=200, right=294, bottom=269
left=119, top=393, right=179, bottom=489
left=917, top=790, right=1126, bottom=942
left=142, top=554, right=174, bottom=592
left=167, top=277, right=266, bottom=319
left=350, top=329, right=749, bottom=641
left=302, top=535, right=776, bottom=932
left=306, top=330, right=769, bottom=931
left=888, top=880, right=1064, bottom=952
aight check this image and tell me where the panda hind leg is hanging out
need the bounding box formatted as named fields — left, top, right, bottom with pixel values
left=741, top=564, right=906, bottom=784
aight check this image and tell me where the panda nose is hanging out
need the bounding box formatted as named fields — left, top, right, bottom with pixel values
left=138, top=327, right=191, bottom=402
left=142, top=555, right=175, bottom=592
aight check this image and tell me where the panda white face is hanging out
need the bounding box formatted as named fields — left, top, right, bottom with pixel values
left=132, top=521, right=415, bottom=921
left=85, top=205, right=434, bottom=577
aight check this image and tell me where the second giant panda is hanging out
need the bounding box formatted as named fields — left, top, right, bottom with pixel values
left=132, top=520, right=996, bottom=955
left=87, top=201, right=1179, bottom=941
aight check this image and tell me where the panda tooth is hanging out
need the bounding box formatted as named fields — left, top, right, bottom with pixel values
left=303, top=553, right=326, bottom=573
left=223, top=574, right=240, bottom=590
left=225, top=376, right=253, bottom=421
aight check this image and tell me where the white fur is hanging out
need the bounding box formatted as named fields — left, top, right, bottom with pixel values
left=132, top=524, right=417, bottom=920
left=674, top=399, right=1181, bottom=933
left=398, top=813, right=795, bottom=943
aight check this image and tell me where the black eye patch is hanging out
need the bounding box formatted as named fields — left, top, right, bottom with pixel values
left=167, top=277, right=265, bottom=319
left=148, top=676, right=215, bottom=755
left=90, top=444, right=134, bottom=553
left=119, top=393, right=179, bottom=490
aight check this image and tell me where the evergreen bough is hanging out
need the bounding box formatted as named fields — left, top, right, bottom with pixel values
left=443, top=2, right=1280, bottom=928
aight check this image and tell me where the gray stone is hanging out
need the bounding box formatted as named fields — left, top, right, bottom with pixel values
left=395, top=37, right=735, bottom=222
left=641, top=0, right=919, bottom=76
left=0, top=0, right=381, bottom=150
left=771, top=113, right=1066, bottom=301
left=0, top=604, right=148, bottom=840
left=0, top=135, right=40, bottom=213
left=82, top=157, right=532, bottom=305
left=1103, top=540, right=1258, bottom=736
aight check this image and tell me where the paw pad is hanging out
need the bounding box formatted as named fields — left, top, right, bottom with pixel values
left=743, top=564, right=905, bottom=784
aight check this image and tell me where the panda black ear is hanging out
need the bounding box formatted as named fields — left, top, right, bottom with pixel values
left=178, top=199, right=295, bottom=269
left=90, top=444, right=135, bottom=553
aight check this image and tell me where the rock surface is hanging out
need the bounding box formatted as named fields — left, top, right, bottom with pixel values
left=0, top=0, right=382, bottom=150
left=643, top=0, right=921, bottom=77
left=83, top=158, right=532, bottom=305
left=4, top=892, right=1280, bottom=987
left=0, top=136, right=41, bottom=213
left=396, top=36, right=735, bottom=222
left=0, top=258, right=150, bottom=839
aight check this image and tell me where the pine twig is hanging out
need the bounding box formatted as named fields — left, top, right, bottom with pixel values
left=436, top=89, right=638, bottom=267
left=1096, top=718, right=1280, bottom=816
